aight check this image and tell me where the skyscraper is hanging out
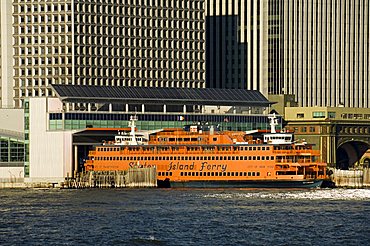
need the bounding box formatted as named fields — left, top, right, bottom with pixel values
left=0, top=1, right=14, bottom=108
left=1, top=1, right=206, bottom=108
left=4, top=1, right=367, bottom=109
left=277, top=1, right=369, bottom=108
left=205, top=0, right=281, bottom=97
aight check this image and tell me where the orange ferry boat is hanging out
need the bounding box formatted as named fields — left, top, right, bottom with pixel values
left=84, top=115, right=327, bottom=188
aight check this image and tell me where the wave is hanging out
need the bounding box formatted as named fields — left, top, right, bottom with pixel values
left=203, top=189, right=370, bottom=201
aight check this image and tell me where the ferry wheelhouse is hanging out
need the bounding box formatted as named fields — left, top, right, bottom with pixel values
left=84, top=115, right=327, bottom=188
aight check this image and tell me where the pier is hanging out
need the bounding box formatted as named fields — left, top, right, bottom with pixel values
left=62, top=167, right=157, bottom=188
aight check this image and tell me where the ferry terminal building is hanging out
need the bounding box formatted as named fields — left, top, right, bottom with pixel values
left=4, top=85, right=278, bottom=185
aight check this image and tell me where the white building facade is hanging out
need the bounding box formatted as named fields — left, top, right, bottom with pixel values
left=26, top=98, right=73, bottom=183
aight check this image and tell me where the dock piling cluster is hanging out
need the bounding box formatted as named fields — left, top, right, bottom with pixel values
left=62, top=167, right=157, bottom=188
left=330, top=167, right=370, bottom=188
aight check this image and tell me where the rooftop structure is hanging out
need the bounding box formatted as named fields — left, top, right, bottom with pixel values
left=48, top=85, right=275, bottom=132
left=52, top=84, right=272, bottom=107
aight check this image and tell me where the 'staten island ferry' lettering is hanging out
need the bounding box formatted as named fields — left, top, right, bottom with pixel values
left=84, top=115, right=327, bottom=188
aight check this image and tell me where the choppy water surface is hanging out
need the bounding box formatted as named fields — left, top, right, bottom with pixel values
left=0, top=188, right=369, bottom=246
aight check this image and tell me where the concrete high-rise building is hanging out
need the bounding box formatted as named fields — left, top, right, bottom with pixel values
left=276, top=1, right=370, bottom=108
left=205, top=0, right=281, bottom=97
left=0, top=1, right=206, bottom=108
left=0, top=1, right=14, bottom=108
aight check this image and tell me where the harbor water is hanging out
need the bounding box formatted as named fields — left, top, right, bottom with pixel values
left=1, top=188, right=369, bottom=246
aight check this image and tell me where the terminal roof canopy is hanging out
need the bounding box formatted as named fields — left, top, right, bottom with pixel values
left=51, top=85, right=272, bottom=107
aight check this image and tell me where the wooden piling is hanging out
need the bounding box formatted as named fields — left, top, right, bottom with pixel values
left=330, top=169, right=364, bottom=188
left=363, top=168, right=370, bottom=187
left=63, top=167, right=157, bottom=189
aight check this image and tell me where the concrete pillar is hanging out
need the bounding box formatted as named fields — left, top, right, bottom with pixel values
left=163, top=104, right=167, bottom=113
left=183, top=105, right=186, bottom=114
left=109, top=103, right=112, bottom=112
left=62, top=111, right=65, bottom=130
left=125, top=104, right=129, bottom=112
left=74, top=145, right=78, bottom=178
left=142, top=104, right=145, bottom=113
left=88, top=103, right=91, bottom=112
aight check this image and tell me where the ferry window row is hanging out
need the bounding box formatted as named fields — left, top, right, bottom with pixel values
left=179, top=171, right=261, bottom=177
left=93, top=155, right=275, bottom=161
left=185, top=146, right=270, bottom=151
left=158, top=172, right=173, bottom=176
left=98, top=147, right=120, bottom=151
left=96, top=146, right=271, bottom=152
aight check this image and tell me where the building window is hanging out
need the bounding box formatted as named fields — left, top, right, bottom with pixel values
left=297, top=113, right=304, bottom=118
left=328, top=112, right=336, bottom=119
left=313, top=111, right=325, bottom=118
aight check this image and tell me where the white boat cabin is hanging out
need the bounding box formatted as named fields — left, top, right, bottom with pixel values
left=114, top=115, right=147, bottom=145
left=263, top=113, right=293, bottom=145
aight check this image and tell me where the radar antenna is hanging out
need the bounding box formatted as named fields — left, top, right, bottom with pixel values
left=128, top=115, right=138, bottom=144
left=268, top=113, right=278, bottom=134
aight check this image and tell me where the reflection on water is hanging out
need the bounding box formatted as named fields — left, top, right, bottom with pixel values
left=0, top=188, right=369, bottom=246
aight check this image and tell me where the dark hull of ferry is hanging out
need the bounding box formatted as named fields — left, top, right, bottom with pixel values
left=158, top=179, right=323, bottom=189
